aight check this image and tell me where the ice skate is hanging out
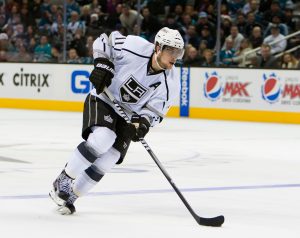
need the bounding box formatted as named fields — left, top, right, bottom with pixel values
left=56, top=187, right=78, bottom=215
left=49, top=170, right=74, bottom=206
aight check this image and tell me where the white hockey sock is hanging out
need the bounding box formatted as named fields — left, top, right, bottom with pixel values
left=73, top=166, right=102, bottom=196
left=72, top=147, right=120, bottom=196
left=65, top=147, right=92, bottom=179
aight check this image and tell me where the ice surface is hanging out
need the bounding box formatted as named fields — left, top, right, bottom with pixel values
left=0, top=109, right=300, bottom=237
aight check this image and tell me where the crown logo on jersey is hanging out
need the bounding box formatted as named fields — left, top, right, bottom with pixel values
left=123, top=93, right=131, bottom=102
left=104, top=115, right=113, bottom=123
left=123, top=142, right=127, bottom=149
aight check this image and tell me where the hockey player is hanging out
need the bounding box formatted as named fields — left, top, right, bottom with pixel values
left=49, top=27, right=185, bottom=214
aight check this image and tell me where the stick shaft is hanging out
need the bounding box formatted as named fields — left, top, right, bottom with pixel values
left=104, top=88, right=202, bottom=222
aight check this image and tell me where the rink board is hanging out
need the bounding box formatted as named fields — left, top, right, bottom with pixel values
left=0, top=63, right=299, bottom=123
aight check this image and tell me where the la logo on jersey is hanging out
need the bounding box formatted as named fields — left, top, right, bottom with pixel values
left=120, top=75, right=148, bottom=104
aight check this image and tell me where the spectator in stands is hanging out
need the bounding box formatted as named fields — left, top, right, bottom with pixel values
left=222, top=25, right=244, bottom=51
left=10, top=43, right=32, bottom=62
left=184, top=4, right=196, bottom=20
left=80, top=35, right=93, bottom=64
left=50, top=4, right=60, bottom=22
left=201, top=48, right=216, bottom=67
left=206, top=3, right=217, bottom=25
left=236, top=13, right=247, bottom=36
left=249, top=25, right=264, bottom=49
left=67, top=47, right=81, bottom=64
left=6, top=3, right=21, bottom=27
left=195, top=0, right=210, bottom=13
left=67, top=11, right=85, bottom=35
left=227, top=0, right=245, bottom=18
left=164, top=13, right=182, bottom=34
left=34, top=35, right=52, bottom=62
left=174, top=4, right=184, bottom=24
left=105, top=3, right=122, bottom=30
left=28, top=37, right=37, bottom=54
left=0, top=4, right=7, bottom=26
left=243, top=0, right=259, bottom=15
left=119, top=3, right=143, bottom=34
left=255, top=43, right=278, bottom=68
left=85, top=13, right=104, bottom=38
left=50, top=44, right=63, bottom=63
left=185, top=25, right=200, bottom=49
left=199, top=25, right=215, bottom=49
left=0, top=30, right=15, bottom=55
left=51, top=13, right=64, bottom=34
left=141, top=6, right=162, bottom=41
left=66, top=0, right=80, bottom=19
left=147, top=0, right=166, bottom=16
left=221, top=15, right=233, bottom=40
left=264, top=14, right=288, bottom=37
left=106, top=0, right=121, bottom=15
left=258, top=0, right=273, bottom=13
left=20, top=2, right=34, bottom=27
left=69, top=29, right=87, bottom=57
left=284, top=5, right=296, bottom=33
left=226, top=38, right=255, bottom=67
left=40, top=0, right=52, bottom=15
left=0, top=49, right=8, bottom=62
left=198, top=39, right=208, bottom=57
left=280, top=52, right=299, bottom=69
left=244, top=11, right=262, bottom=37
left=0, top=32, right=9, bottom=51
left=180, top=13, right=193, bottom=36
left=89, top=0, right=103, bottom=12
left=220, top=38, right=236, bottom=66
left=38, top=9, right=53, bottom=33
left=262, top=0, right=284, bottom=26
left=263, top=24, right=287, bottom=54
left=183, top=45, right=202, bottom=66
left=196, top=11, right=215, bottom=37
left=80, top=5, right=91, bottom=26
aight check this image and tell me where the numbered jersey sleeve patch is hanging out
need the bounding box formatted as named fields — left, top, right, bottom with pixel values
left=119, top=76, right=148, bottom=104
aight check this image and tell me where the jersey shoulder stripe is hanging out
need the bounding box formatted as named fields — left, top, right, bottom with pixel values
left=122, top=48, right=151, bottom=59
left=122, top=35, right=154, bottom=58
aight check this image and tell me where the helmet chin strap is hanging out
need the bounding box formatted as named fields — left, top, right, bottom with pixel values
left=154, top=51, right=166, bottom=70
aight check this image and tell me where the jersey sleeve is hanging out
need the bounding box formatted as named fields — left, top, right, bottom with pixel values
left=93, top=31, right=126, bottom=61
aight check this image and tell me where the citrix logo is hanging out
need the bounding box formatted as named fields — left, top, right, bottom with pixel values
left=13, top=68, right=49, bottom=92
left=71, top=70, right=92, bottom=94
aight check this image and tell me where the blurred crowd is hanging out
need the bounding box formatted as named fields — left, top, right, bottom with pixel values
left=0, top=0, right=300, bottom=68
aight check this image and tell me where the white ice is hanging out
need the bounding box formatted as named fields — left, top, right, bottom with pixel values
left=0, top=108, right=300, bottom=238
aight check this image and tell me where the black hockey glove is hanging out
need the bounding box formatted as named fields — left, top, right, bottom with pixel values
left=131, top=115, right=151, bottom=142
left=89, top=57, right=115, bottom=94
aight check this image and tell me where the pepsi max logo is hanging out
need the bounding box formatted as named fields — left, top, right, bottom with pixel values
left=204, top=72, right=223, bottom=101
left=261, top=73, right=281, bottom=103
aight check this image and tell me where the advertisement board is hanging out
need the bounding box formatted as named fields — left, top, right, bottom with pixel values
left=0, top=63, right=299, bottom=123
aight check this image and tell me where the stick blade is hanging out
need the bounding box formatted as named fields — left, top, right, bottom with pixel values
left=197, top=215, right=225, bottom=227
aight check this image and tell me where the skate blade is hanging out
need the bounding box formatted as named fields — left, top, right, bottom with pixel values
left=49, top=189, right=66, bottom=206
left=57, top=206, right=73, bottom=215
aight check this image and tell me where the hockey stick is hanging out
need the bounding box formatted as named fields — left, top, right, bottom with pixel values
left=104, top=88, right=225, bottom=227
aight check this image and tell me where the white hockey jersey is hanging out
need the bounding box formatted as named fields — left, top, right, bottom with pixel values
left=91, top=31, right=180, bottom=126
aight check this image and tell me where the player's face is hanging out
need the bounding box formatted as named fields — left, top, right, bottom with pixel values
left=158, top=46, right=183, bottom=69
